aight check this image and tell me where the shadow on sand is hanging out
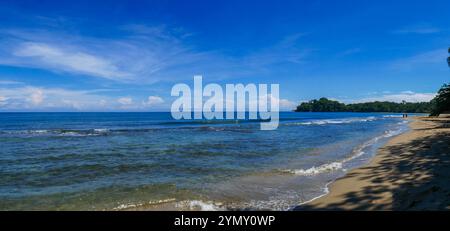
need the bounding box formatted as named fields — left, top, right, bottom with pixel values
left=296, top=119, right=450, bottom=210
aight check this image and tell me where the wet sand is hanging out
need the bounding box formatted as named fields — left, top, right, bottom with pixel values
left=297, top=116, right=450, bottom=210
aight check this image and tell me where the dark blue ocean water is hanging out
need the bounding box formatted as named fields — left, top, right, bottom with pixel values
left=0, top=112, right=410, bottom=210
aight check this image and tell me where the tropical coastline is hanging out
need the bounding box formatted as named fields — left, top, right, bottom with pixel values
left=2, top=2, right=450, bottom=229
left=0, top=112, right=411, bottom=211
left=297, top=116, right=450, bottom=210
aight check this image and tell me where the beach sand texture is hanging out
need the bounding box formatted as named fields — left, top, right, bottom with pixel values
left=297, top=116, right=450, bottom=210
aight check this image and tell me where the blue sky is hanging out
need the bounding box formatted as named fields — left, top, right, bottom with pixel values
left=0, top=0, right=449, bottom=111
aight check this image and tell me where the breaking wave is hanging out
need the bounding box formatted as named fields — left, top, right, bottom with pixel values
left=0, top=128, right=145, bottom=137
left=280, top=162, right=343, bottom=176
left=279, top=126, right=406, bottom=176
left=113, top=198, right=177, bottom=210
left=285, top=116, right=378, bottom=126
left=383, top=115, right=403, bottom=118
left=0, top=129, right=111, bottom=137
left=177, top=200, right=223, bottom=211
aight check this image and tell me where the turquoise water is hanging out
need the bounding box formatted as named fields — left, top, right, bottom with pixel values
left=0, top=112, right=409, bottom=210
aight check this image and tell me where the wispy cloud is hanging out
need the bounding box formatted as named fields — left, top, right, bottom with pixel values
left=389, top=49, right=448, bottom=71
left=0, top=80, right=23, bottom=85
left=0, top=24, right=311, bottom=84
left=243, top=33, right=311, bottom=67
left=12, top=42, right=131, bottom=80
left=393, top=23, right=441, bottom=34
left=0, top=17, right=312, bottom=111
left=347, top=91, right=436, bottom=103
left=337, top=48, right=362, bottom=57
left=0, top=26, right=194, bottom=82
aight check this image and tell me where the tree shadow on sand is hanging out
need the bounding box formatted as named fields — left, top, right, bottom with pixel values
left=296, top=119, right=450, bottom=210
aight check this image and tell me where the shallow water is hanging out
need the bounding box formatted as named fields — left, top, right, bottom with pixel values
left=0, top=112, right=410, bottom=210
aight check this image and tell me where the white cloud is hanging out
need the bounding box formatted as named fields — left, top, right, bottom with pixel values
left=12, top=42, right=130, bottom=80
left=0, top=27, right=193, bottom=82
left=278, top=98, right=297, bottom=110
left=400, top=90, right=415, bottom=94
left=0, top=27, right=311, bottom=83
left=29, top=88, right=44, bottom=105
left=0, top=86, right=113, bottom=111
left=0, top=85, right=168, bottom=111
left=0, top=84, right=299, bottom=111
left=143, top=96, right=164, bottom=106
left=117, top=97, right=133, bottom=105
left=0, top=96, right=8, bottom=106
left=349, top=91, right=436, bottom=103
left=99, top=99, right=107, bottom=106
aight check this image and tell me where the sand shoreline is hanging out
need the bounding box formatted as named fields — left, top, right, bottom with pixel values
left=296, top=116, right=450, bottom=210
left=120, top=116, right=449, bottom=211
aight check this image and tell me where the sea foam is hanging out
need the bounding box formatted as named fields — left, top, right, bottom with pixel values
left=286, top=116, right=377, bottom=126
left=280, top=126, right=406, bottom=176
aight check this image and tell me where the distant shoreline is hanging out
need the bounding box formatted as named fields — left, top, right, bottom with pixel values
left=295, top=98, right=433, bottom=114
left=296, top=116, right=450, bottom=210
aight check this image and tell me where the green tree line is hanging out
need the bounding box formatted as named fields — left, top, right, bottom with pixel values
left=295, top=98, right=433, bottom=113
left=429, top=48, right=450, bottom=115
left=295, top=83, right=449, bottom=115
left=430, top=83, right=450, bottom=116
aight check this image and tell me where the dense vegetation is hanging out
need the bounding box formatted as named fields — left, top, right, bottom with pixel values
left=430, top=83, right=450, bottom=116
left=430, top=48, right=450, bottom=115
left=295, top=98, right=433, bottom=113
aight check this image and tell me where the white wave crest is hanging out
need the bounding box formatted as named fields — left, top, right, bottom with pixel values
left=7, top=128, right=112, bottom=137
left=93, top=128, right=110, bottom=133
left=28, top=129, right=49, bottom=134
left=281, top=125, right=407, bottom=176
left=176, top=200, right=223, bottom=211
left=281, top=162, right=343, bottom=176
left=383, top=115, right=403, bottom=118
left=113, top=198, right=176, bottom=210
left=288, top=116, right=377, bottom=126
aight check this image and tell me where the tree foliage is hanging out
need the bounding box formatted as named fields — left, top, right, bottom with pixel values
left=430, top=83, right=450, bottom=116
left=295, top=98, right=433, bottom=113
left=431, top=48, right=450, bottom=115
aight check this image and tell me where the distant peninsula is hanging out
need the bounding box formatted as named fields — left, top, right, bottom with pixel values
left=296, top=83, right=450, bottom=115
left=295, top=97, right=432, bottom=113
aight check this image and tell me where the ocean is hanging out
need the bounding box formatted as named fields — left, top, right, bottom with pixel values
left=0, top=112, right=410, bottom=210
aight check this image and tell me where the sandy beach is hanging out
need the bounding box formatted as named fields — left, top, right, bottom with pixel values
left=297, top=116, right=450, bottom=210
